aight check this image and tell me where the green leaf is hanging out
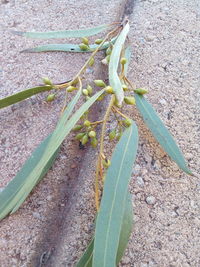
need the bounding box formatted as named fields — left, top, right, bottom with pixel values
left=0, top=89, right=104, bottom=220
left=76, top=239, right=94, bottom=267
left=135, top=94, right=192, bottom=174
left=93, top=121, right=138, bottom=267
left=0, top=133, right=59, bottom=219
left=21, top=39, right=116, bottom=53
left=0, top=86, right=53, bottom=109
left=76, top=193, right=133, bottom=267
left=109, top=22, right=130, bottom=105
left=116, top=192, right=133, bottom=264
left=13, top=24, right=111, bottom=39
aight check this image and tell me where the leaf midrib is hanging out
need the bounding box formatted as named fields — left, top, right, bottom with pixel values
left=103, top=126, right=133, bottom=266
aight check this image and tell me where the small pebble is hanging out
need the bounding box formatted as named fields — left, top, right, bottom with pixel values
left=32, top=212, right=42, bottom=220
left=71, top=163, right=77, bottom=169
left=159, top=99, right=167, bottom=105
left=132, top=164, right=141, bottom=175
left=137, top=176, right=145, bottom=187
left=146, top=196, right=156, bottom=205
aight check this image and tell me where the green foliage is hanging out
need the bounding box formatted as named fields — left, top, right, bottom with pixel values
left=13, top=24, right=111, bottom=39
left=0, top=21, right=192, bottom=267
left=134, top=94, right=192, bottom=174
left=0, top=86, right=53, bottom=109
left=76, top=193, right=133, bottom=267
left=93, top=123, right=138, bottom=267
left=109, top=22, right=130, bottom=105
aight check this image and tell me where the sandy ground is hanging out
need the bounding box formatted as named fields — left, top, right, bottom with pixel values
left=0, top=0, right=200, bottom=266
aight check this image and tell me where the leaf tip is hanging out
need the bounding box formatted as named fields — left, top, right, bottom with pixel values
left=11, top=30, right=25, bottom=36
left=20, top=48, right=35, bottom=53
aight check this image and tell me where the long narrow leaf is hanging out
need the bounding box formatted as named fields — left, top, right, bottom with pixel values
left=13, top=24, right=111, bottom=39
left=93, top=122, right=138, bottom=267
left=76, top=193, right=133, bottom=267
left=0, top=89, right=104, bottom=220
left=0, top=86, right=53, bottom=109
left=109, top=22, right=130, bottom=105
left=135, top=94, right=192, bottom=174
left=21, top=39, right=116, bottom=53
left=0, top=133, right=58, bottom=219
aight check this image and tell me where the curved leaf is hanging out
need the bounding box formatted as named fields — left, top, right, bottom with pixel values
left=0, top=86, right=53, bottom=109
left=135, top=94, right=192, bottom=174
left=109, top=22, right=130, bottom=105
left=0, top=89, right=105, bottom=220
left=0, top=133, right=59, bottom=219
left=76, top=193, right=133, bottom=267
left=93, top=121, right=138, bottom=267
left=76, top=239, right=93, bottom=267
left=21, top=39, right=116, bottom=53
left=13, top=24, right=111, bottom=39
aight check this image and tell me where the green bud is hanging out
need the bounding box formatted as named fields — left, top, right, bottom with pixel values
left=88, top=130, right=96, bottom=138
left=102, top=55, right=110, bottom=65
left=88, top=57, right=95, bottom=67
left=109, top=130, right=116, bottom=140
left=134, top=88, right=148, bottom=95
left=79, top=43, right=89, bottom=51
left=75, top=132, right=85, bottom=140
left=81, top=134, right=89, bottom=145
left=122, top=84, right=128, bottom=91
left=106, top=47, right=112, bottom=55
left=80, top=110, right=89, bottom=120
left=106, top=55, right=110, bottom=63
left=116, top=132, right=122, bottom=141
left=94, top=80, right=106, bottom=87
left=81, top=37, right=89, bottom=45
left=124, top=96, right=136, bottom=105
left=72, top=125, right=83, bottom=132
left=82, top=89, right=89, bottom=96
left=85, top=96, right=90, bottom=101
left=87, top=85, right=93, bottom=95
left=102, top=159, right=111, bottom=168
left=83, top=120, right=91, bottom=127
left=71, top=78, right=79, bottom=85
left=114, top=97, right=122, bottom=108
left=42, top=77, right=53, bottom=86
left=120, top=57, right=127, bottom=65
left=95, top=38, right=103, bottom=44
left=91, top=137, right=98, bottom=148
left=105, top=86, right=114, bottom=94
left=97, top=94, right=105, bottom=101
left=46, top=94, right=55, bottom=102
left=123, top=118, right=132, bottom=127
left=66, top=86, right=77, bottom=92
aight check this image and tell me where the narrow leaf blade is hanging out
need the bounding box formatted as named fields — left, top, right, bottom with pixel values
left=135, top=94, right=192, bottom=174
left=21, top=39, right=116, bottom=53
left=0, top=89, right=104, bottom=220
left=0, top=86, right=53, bottom=109
left=13, top=24, right=111, bottom=39
left=0, top=133, right=58, bottom=219
left=109, top=22, right=130, bottom=105
left=76, top=192, right=133, bottom=267
left=93, top=122, right=138, bottom=267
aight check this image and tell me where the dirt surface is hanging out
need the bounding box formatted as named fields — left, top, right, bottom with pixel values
left=0, top=0, right=200, bottom=266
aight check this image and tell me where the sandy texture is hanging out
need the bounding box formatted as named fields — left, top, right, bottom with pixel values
left=0, top=0, right=200, bottom=266
left=121, top=1, right=200, bottom=266
left=0, top=0, right=121, bottom=266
